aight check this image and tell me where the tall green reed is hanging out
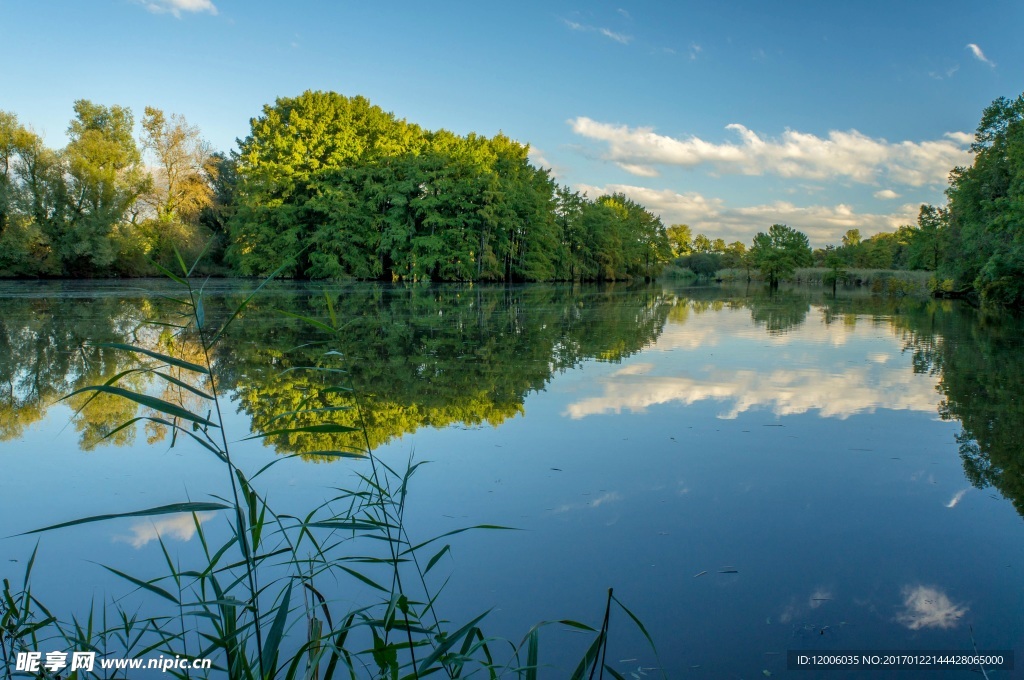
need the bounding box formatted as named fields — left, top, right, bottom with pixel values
left=4, top=248, right=662, bottom=679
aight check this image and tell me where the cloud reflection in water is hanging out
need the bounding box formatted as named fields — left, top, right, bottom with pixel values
left=113, top=512, right=217, bottom=549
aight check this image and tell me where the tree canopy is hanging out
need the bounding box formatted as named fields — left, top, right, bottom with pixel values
left=228, top=91, right=670, bottom=282
left=747, top=224, right=813, bottom=287
left=0, top=92, right=672, bottom=282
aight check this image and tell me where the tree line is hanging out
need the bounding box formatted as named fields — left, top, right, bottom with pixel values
left=669, top=90, right=1024, bottom=307
left=0, top=92, right=671, bottom=282
left=667, top=207, right=945, bottom=283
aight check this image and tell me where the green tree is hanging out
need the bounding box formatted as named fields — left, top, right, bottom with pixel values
left=680, top=252, right=722, bottom=280
left=720, top=241, right=746, bottom=269
left=823, top=245, right=847, bottom=295
left=747, top=224, right=813, bottom=288
left=62, top=100, right=149, bottom=275
left=138, top=107, right=215, bottom=268
left=943, top=93, right=1024, bottom=304
left=666, top=224, right=692, bottom=257
left=692, top=233, right=713, bottom=253
left=908, top=204, right=945, bottom=270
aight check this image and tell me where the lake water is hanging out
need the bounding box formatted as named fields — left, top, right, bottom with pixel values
left=2, top=280, right=1023, bottom=678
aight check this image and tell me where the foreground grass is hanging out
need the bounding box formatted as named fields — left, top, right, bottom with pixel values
left=1, top=252, right=661, bottom=679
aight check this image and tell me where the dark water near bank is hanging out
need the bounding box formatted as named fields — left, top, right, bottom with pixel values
left=2, top=280, right=1024, bottom=677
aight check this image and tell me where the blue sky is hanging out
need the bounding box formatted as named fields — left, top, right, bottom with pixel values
left=2, top=0, right=1021, bottom=246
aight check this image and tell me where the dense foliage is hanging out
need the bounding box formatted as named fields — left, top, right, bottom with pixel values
left=229, top=91, right=669, bottom=281
left=0, top=104, right=220, bottom=277
left=747, top=224, right=813, bottom=286
left=0, top=92, right=672, bottom=282
left=938, top=94, right=1024, bottom=305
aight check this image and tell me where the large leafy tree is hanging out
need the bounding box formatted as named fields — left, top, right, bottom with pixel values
left=747, top=223, right=812, bottom=287
left=666, top=224, right=692, bottom=257
left=62, top=100, right=149, bottom=275
left=943, top=93, right=1024, bottom=305
left=230, top=91, right=424, bottom=277
left=137, top=107, right=215, bottom=267
left=0, top=112, right=64, bottom=275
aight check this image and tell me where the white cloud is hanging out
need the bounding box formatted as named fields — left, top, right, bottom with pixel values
left=944, top=131, right=974, bottom=145
left=562, top=18, right=632, bottom=44
left=600, top=28, right=632, bottom=44
left=897, top=585, right=967, bottom=630
left=966, top=43, right=995, bottom=67
left=690, top=43, right=702, bottom=60
left=138, top=0, right=217, bottom=16
left=874, top=189, right=901, bottom=200
left=577, top=182, right=919, bottom=246
left=569, top=117, right=972, bottom=187
left=528, top=148, right=553, bottom=170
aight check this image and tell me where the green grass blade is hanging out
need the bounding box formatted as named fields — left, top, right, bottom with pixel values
left=603, top=665, right=627, bottom=680
left=188, top=237, right=217, bottom=276
left=336, top=566, right=388, bottom=593
left=88, top=342, right=210, bottom=375
left=147, top=257, right=188, bottom=285
left=275, top=308, right=338, bottom=334
left=403, top=525, right=518, bottom=556
left=416, top=610, right=490, bottom=675
left=61, top=385, right=217, bottom=428
left=17, top=502, right=230, bottom=536
left=568, top=633, right=603, bottom=680
left=610, top=595, right=656, bottom=652
left=526, top=628, right=539, bottom=680
left=153, top=371, right=214, bottom=400
left=196, top=292, right=206, bottom=330
left=424, top=545, right=451, bottom=575
left=325, top=289, right=338, bottom=328
left=172, top=245, right=189, bottom=277
left=241, top=423, right=360, bottom=441
left=99, top=565, right=179, bottom=605
left=261, top=581, right=292, bottom=678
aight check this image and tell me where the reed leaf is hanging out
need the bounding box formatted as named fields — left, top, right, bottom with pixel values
left=61, top=385, right=217, bottom=428
left=261, top=581, right=292, bottom=679
left=416, top=610, right=490, bottom=675
left=99, top=565, right=180, bottom=605
left=89, top=341, right=211, bottom=375
left=17, top=502, right=230, bottom=536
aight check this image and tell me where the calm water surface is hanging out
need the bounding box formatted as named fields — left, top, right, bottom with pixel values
left=2, top=280, right=1023, bottom=678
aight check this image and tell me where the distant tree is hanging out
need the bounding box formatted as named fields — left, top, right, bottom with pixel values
left=842, top=228, right=862, bottom=248
left=721, top=240, right=746, bottom=269
left=747, top=224, right=813, bottom=288
left=692, top=233, right=713, bottom=253
left=711, top=237, right=726, bottom=253
left=139, top=107, right=215, bottom=265
left=908, top=204, right=945, bottom=271
left=141, top=107, right=213, bottom=223
left=666, top=223, right=692, bottom=257
left=62, top=100, right=149, bottom=275
left=681, top=252, right=722, bottom=279
left=942, top=92, right=1024, bottom=304
left=823, top=244, right=847, bottom=295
